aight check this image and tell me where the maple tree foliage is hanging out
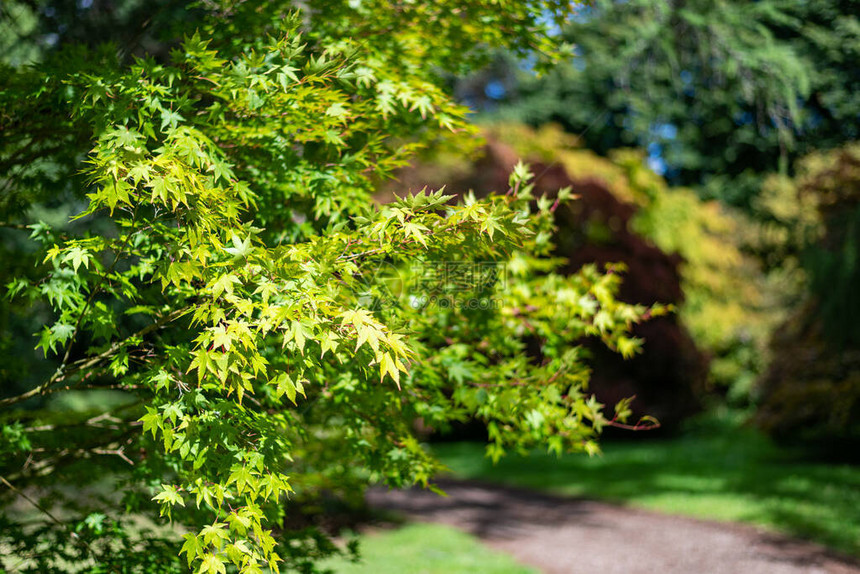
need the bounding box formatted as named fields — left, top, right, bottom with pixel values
left=0, top=2, right=656, bottom=572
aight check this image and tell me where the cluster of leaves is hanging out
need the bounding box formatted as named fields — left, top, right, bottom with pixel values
left=412, top=123, right=780, bottom=402
left=0, top=2, right=653, bottom=572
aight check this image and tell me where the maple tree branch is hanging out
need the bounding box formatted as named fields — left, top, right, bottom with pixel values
left=0, top=307, right=188, bottom=408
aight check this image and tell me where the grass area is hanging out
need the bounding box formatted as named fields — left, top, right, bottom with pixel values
left=319, top=523, right=537, bottom=574
left=433, top=411, right=860, bottom=557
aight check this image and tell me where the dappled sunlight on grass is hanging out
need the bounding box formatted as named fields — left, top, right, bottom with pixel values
left=433, top=412, right=860, bottom=557
left=319, top=523, right=537, bottom=574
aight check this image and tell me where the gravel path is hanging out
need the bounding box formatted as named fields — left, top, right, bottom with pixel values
left=367, top=479, right=860, bottom=574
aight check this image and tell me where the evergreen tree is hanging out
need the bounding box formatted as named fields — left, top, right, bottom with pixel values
left=470, top=0, right=859, bottom=207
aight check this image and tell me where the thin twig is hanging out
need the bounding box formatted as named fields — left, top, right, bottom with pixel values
left=0, top=307, right=188, bottom=408
left=0, top=475, right=67, bottom=529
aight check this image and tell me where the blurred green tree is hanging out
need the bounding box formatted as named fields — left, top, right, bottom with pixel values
left=466, top=0, right=859, bottom=208
left=755, top=144, right=860, bottom=452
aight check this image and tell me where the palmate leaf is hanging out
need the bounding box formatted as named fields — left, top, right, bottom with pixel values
left=152, top=484, right=185, bottom=507
left=199, top=553, right=227, bottom=574
left=180, top=534, right=203, bottom=567
left=224, top=234, right=252, bottom=259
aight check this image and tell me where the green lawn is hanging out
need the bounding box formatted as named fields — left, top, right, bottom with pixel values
left=433, top=411, right=860, bottom=557
left=319, top=523, right=537, bottom=574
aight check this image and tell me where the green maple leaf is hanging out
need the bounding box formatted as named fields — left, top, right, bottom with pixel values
left=180, top=534, right=202, bottom=567
left=199, top=553, right=226, bottom=574
left=224, top=234, right=252, bottom=259
left=200, top=522, right=229, bottom=547
left=273, top=372, right=298, bottom=403
left=409, top=95, right=434, bottom=118
left=64, top=246, right=90, bottom=273
left=325, top=102, right=348, bottom=118
left=152, top=484, right=185, bottom=507
left=228, top=465, right=253, bottom=495
left=160, top=108, right=184, bottom=131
